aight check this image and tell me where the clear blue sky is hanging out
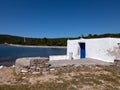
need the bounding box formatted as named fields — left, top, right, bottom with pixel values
left=0, top=0, right=120, bottom=38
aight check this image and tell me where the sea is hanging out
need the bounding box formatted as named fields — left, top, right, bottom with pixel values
left=0, top=44, right=67, bottom=66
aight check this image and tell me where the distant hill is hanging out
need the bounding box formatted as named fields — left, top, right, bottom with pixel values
left=0, top=33, right=120, bottom=46
left=84, top=33, right=120, bottom=39
left=0, top=34, right=68, bottom=46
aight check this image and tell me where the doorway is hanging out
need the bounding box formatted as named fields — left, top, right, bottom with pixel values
left=79, top=43, right=86, bottom=58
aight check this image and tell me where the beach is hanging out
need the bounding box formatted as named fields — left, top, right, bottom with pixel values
left=7, top=44, right=67, bottom=48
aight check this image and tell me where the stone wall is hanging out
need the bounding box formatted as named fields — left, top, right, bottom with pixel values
left=114, top=58, right=120, bottom=66
left=15, top=57, right=49, bottom=74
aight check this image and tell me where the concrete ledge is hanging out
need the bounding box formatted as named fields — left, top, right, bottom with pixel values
left=49, top=58, right=113, bottom=67
left=49, top=55, right=68, bottom=61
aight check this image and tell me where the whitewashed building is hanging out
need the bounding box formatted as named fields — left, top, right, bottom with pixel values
left=50, top=38, right=120, bottom=62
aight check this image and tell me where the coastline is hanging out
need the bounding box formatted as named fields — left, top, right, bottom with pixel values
left=4, top=44, right=67, bottom=48
left=0, top=44, right=67, bottom=66
left=0, top=60, right=15, bottom=66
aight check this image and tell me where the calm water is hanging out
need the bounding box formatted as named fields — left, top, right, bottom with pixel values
left=0, top=45, right=66, bottom=62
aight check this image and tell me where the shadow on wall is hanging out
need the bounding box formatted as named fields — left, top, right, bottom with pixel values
left=107, top=47, right=120, bottom=59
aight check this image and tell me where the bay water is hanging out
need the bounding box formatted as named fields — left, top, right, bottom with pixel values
left=0, top=45, right=66, bottom=63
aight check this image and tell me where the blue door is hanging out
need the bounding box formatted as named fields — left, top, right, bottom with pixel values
left=79, top=43, right=86, bottom=58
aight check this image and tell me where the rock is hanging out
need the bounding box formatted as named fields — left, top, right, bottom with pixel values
left=46, top=63, right=51, bottom=67
left=114, top=59, right=120, bottom=66
left=22, top=77, right=26, bottom=79
left=50, top=68, right=55, bottom=71
left=56, top=80, right=64, bottom=83
left=0, top=65, right=3, bottom=69
left=74, top=64, right=80, bottom=67
left=12, top=65, right=15, bottom=68
left=32, top=72, right=40, bottom=74
left=21, top=69, right=28, bottom=73
left=15, top=58, right=31, bottom=74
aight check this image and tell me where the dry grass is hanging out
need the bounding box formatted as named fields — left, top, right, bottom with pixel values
left=0, top=66, right=120, bottom=90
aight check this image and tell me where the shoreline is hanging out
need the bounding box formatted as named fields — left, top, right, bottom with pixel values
left=3, top=44, right=67, bottom=48
left=0, top=60, right=15, bottom=67
left=0, top=44, right=66, bottom=66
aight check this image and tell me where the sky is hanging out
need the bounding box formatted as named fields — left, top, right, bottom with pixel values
left=0, top=0, right=120, bottom=38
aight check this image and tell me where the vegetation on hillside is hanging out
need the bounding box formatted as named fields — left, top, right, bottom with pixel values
left=0, top=33, right=120, bottom=46
left=0, top=35, right=68, bottom=46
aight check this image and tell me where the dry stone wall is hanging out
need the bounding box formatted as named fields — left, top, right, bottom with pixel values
left=15, top=57, right=49, bottom=74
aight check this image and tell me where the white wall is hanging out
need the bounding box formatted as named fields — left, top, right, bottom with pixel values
left=86, top=38, right=111, bottom=62
left=67, top=38, right=120, bottom=62
left=67, top=40, right=79, bottom=59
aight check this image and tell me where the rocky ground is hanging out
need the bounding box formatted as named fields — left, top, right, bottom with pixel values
left=0, top=64, right=120, bottom=90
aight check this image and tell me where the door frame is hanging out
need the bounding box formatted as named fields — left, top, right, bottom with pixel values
left=79, top=42, right=86, bottom=58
